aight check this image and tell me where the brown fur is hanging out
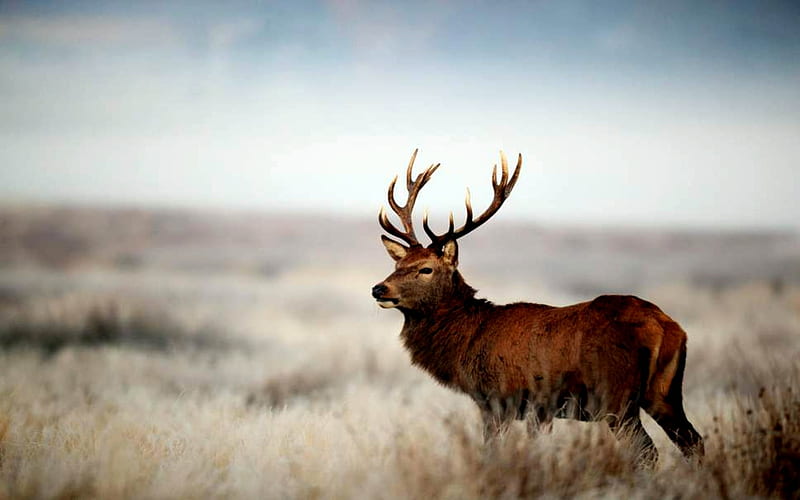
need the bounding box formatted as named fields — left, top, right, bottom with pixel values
left=374, top=243, right=704, bottom=466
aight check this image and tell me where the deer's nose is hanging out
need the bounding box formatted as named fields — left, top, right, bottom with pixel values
left=372, top=284, right=388, bottom=298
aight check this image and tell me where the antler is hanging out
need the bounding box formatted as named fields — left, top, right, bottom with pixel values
left=423, top=151, right=521, bottom=249
left=378, top=149, right=440, bottom=246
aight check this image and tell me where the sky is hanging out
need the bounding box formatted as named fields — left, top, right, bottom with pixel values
left=1, top=0, right=798, bottom=228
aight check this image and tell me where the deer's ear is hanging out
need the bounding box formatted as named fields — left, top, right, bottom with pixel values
left=441, top=240, right=458, bottom=266
left=381, top=236, right=408, bottom=261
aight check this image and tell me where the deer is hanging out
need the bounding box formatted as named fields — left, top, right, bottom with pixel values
left=371, top=149, right=704, bottom=466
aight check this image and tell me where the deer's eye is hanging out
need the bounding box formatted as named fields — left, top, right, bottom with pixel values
left=418, top=267, right=433, bottom=275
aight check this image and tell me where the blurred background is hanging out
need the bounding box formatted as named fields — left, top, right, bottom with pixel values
left=1, top=2, right=799, bottom=497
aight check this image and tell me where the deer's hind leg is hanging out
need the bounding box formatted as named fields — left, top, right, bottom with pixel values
left=608, top=409, right=658, bottom=468
left=644, top=345, right=704, bottom=461
left=605, top=347, right=658, bottom=468
left=649, top=406, right=703, bottom=461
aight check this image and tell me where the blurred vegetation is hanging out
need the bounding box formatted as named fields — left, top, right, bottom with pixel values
left=0, top=298, right=233, bottom=355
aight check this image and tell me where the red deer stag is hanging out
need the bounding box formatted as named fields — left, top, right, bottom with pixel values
left=372, top=150, right=704, bottom=465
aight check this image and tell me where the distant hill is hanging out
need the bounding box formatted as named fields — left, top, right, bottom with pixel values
left=1, top=204, right=798, bottom=294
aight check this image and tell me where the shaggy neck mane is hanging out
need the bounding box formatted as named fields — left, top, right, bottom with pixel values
left=399, top=271, right=492, bottom=387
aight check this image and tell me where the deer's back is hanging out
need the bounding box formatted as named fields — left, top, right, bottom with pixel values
left=464, top=295, right=684, bottom=404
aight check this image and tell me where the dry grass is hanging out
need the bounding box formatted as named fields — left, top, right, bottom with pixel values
left=0, top=296, right=234, bottom=355
left=0, top=278, right=798, bottom=499
left=0, top=208, right=799, bottom=498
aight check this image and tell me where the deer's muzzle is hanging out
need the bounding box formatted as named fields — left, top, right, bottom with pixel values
left=372, top=283, right=399, bottom=308
left=372, top=284, right=388, bottom=298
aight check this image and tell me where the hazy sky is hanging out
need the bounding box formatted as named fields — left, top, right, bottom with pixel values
left=1, top=0, right=798, bottom=228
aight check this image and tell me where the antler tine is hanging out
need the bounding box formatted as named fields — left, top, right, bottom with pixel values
left=422, top=209, right=431, bottom=241
left=380, top=149, right=442, bottom=247
left=464, top=187, right=473, bottom=223
left=405, top=163, right=440, bottom=209
left=379, top=206, right=414, bottom=244
left=387, top=175, right=402, bottom=215
left=405, top=148, right=418, bottom=191
left=505, top=153, right=522, bottom=195
left=426, top=151, right=522, bottom=249
left=422, top=208, right=455, bottom=244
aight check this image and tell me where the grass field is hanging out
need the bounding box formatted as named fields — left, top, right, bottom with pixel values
left=1, top=207, right=798, bottom=499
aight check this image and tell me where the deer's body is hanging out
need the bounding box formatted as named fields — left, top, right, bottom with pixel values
left=401, top=288, right=689, bottom=430
left=373, top=150, right=703, bottom=466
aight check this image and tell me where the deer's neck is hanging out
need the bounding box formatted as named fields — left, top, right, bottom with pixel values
left=399, top=272, right=491, bottom=389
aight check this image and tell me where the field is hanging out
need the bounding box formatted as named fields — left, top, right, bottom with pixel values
left=1, top=206, right=799, bottom=499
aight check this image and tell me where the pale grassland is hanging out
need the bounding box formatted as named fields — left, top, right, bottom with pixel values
left=0, top=266, right=798, bottom=499
left=0, top=208, right=798, bottom=498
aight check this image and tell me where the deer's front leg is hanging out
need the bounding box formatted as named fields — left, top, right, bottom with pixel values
left=473, top=393, right=516, bottom=443
left=525, top=404, right=554, bottom=437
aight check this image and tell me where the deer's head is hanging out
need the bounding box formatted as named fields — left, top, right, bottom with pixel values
left=372, top=149, right=521, bottom=312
